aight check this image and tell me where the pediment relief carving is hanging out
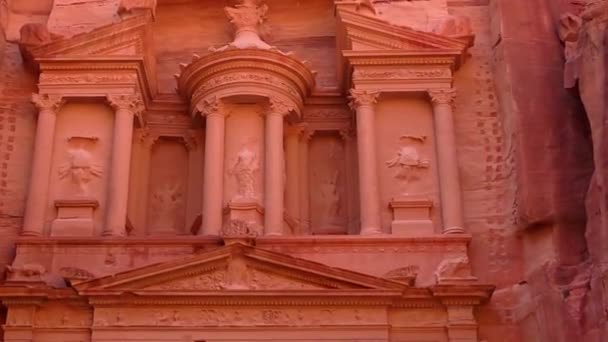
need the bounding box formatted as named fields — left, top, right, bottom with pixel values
left=22, top=13, right=153, bottom=60
left=73, top=243, right=407, bottom=294
left=335, top=4, right=471, bottom=53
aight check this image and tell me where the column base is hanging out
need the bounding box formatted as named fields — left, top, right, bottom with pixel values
left=51, top=199, right=98, bottom=237
left=360, top=227, right=383, bottom=236
left=390, top=196, right=434, bottom=236
left=20, top=230, right=42, bottom=237
left=443, top=227, right=466, bottom=234
left=224, top=199, right=264, bottom=236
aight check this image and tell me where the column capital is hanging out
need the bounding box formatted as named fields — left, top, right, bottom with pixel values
left=31, top=93, right=65, bottom=112
left=107, top=94, right=144, bottom=114
left=348, top=89, right=379, bottom=110
left=268, top=98, right=296, bottom=116
left=198, top=96, right=225, bottom=117
left=428, top=88, right=457, bottom=106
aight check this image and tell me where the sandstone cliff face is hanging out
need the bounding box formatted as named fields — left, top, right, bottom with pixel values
left=0, top=0, right=605, bottom=341
left=490, top=0, right=605, bottom=340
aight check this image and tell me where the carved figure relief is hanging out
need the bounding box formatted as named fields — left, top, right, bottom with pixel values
left=150, top=183, right=183, bottom=233
left=311, top=139, right=346, bottom=234
left=5, top=263, right=46, bottom=282
left=386, top=135, right=430, bottom=195
left=229, top=143, right=260, bottom=201
left=58, top=137, right=102, bottom=197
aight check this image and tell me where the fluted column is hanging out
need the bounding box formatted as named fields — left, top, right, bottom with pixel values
left=285, top=125, right=302, bottom=232
left=104, top=95, right=142, bottom=237
left=264, top=100, right=290, bottom=236
left=429, top=88, right=465, bottom=234
left=299, top=129, right=313, bottom=235
left=349, top=89, right=382, bottom=235
left=200, top=98, right=226, bottom=236
left=22, top=94, right=65, bottom=236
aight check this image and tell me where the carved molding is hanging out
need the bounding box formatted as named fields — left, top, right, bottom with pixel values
left=92, top=306, right=386, bottom=327
left=353, top=68, right=450, bottom=80
left=31, top=93, right=65, bottom=112
left=39, top=73, right=138, bottom=85
left=428, top=88, right=456, bottom=106
left=348, top=89, right=380, bottom=109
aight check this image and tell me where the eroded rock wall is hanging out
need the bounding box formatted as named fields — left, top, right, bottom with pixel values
left=489, top=0, right=605, bottom=340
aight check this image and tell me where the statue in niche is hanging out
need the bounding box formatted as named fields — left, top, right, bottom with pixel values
left=319, top=170, right=342, bottom=227
left=58, top=137, right=102, bottom=197
left=559, top=0, right=608, bottom=236
left=386, top=135, right=430, bottom=195
left=150, top=183, right=182, bottom=233
left=230, top=143, right=259, bottom=201
left=315, top=141, right=345, bottom=233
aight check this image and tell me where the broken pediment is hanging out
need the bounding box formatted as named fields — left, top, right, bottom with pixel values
left=21, top=12, right=154, bottom=60
left=335, top=4, right=471, bottom=54
left=73, top=242, right=408, bottom=294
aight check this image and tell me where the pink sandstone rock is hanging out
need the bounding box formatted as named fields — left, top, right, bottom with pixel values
left=0, top=0, right=605, bottom=341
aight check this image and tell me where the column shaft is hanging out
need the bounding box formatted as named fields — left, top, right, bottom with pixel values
left=430, top=89, right=465, bottom=234
left=264, top=111, right=285, bottom=236
left=105, top=97, right=139, bottom=236
left=22, top=94, right=64, bottom=236
left=298, top=131, right=312, bottom=235
left=350, top=90, right=382, bottom=235
left=284, top=126, right=301, bottom=232
left=201, top=111, right=225, bottom=235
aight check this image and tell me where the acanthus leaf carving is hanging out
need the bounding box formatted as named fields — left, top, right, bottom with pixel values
left=31, top=93, right=65, bottom=112
left=428, top=88, right=456, bottom=106
left=107, top=94, right=144, bottom=114
left=348, top=89, right=380, bottom=109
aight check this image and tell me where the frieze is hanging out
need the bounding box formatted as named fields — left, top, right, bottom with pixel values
left=144, top=267, right=324, bottom=291
left=93, top=307, right=385, bottom=327
left=304, top=109, right=351, bottom=120
left=39, top=73, right=138, bottom=84
left=353, top=68, right=450, bottom=80
left=192, top=73, right=299, bottom=99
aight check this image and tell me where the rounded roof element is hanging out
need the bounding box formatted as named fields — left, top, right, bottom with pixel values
left=176, top=48, right=316, bottom=117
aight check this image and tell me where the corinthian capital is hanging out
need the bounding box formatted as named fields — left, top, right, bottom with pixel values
left=268, top=98, right=296, bottom=116
left=107, top=94, right=144, bottom=114
left=428, top=88, right=457, bottom=106
left=348, top=89, right=379, bottom=110
left=197, top=96, right=224, bottom=117
left=31, top=93, right=65, bottom=112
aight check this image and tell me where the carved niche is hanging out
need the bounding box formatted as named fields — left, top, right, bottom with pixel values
left=309, top=133, right=347, bottom=234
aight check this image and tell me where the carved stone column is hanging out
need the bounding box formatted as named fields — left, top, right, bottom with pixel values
left=264, top=100, right=289, bottom=236
left=299, top=129, right=313, bottom=235
left=429, top=88, right=465, bottom=234
left=200, top=98, right=226, bottom=236
left=340, top=128, right=357, bottom=235
left=104, top=95, right=142, bottom=237
left=285, top=124, right=303, bottom=232
left=134, top=129, right=156, bottom=233
left=22, top=94, right=65, bottom=236
left=349, top=89, right=382, bottom=235
left=185, top=131, right=202, bottom=233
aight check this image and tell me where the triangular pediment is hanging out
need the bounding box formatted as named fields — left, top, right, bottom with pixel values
left=336, top=6, right=470, bottom=54
left=73, top=243, right=407, bottom=294
left=26, top=13, right=153, bottom=59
